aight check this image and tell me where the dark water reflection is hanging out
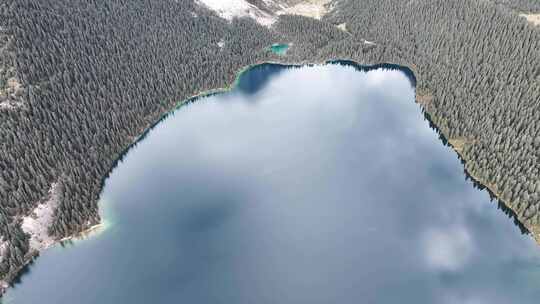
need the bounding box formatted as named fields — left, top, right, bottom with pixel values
left=4, top=64, right=540, bottom=304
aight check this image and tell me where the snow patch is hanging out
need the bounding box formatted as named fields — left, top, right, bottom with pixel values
left=197, top=0, right=276, bottom=26
left=0, top=101, right=24, bottom=110
left=196, top=0, right=334, bottom=27
left=336, top=23, right=348, bottom=32
left=217, top=39, right=225, bottom=49
left=277, top=0, right=332, bottom=20
left=521, top=13, right=540, bottom=26
left=363, top=39, right=376, bottom=46
left=0, top=280, right=7, bottom=295
left=21, top=183, right=61, bottom=251
left=0, top=240, right=7, bottom=264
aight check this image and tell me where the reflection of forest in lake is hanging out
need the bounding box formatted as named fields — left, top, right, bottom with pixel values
left=5, top=63, right=540, bottom=304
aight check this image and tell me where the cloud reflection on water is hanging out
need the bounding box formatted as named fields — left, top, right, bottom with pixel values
left=5, top=64, right=540, bottom=304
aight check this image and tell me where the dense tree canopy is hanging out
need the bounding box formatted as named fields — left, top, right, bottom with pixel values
left=491, top=0, right=540, bottom=12
left=0, top=0, right=539, bottom=292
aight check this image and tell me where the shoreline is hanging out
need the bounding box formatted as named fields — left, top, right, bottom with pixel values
left=446, top=139, right=540, bottom=242
left=0, top=222, right=105, bottom=297
left=418, top=97, right=540, bottom=243
left=2, top=58, right=537, bottom=297
left=59, top=223, right=106, bottom=243
left=210, top=60, right=538, bottom=246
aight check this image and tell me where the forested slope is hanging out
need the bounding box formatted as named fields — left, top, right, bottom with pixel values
left=0, top=0, right=539, bottom=294
left=322, top=0, right=540, bottom=234
left=0, top=0, right=279, bottom=288
left=491, top=0, right=540, bottom=12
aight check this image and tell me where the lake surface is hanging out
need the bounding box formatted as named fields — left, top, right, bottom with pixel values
left=4, top=63, right=540, bottom=304
left=270, top=43, right=289, bottom=55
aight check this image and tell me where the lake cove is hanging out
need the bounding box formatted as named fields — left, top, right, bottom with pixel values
left=4, top=63, right=540, bottom=304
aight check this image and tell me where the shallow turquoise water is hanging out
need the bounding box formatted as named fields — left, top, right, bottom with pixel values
left=270, top=43, right=289, bottom=55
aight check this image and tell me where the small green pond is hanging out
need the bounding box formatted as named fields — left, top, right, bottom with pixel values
left=270, top=43, right=289, bottom=55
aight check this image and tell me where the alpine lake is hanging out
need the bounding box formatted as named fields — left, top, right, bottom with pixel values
left=4, top=62, right=540, bottom=304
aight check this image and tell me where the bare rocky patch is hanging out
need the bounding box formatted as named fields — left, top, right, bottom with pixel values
left=416, top=92, right=433, bottom=107
left=0, top=27, right=24, bottom=110
left=21, top=183, right=61, bottom=252
left=336, top=22, right=348, bottom=32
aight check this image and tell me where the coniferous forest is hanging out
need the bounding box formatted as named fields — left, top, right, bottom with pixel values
left=0, top=0, right=539, bottom=292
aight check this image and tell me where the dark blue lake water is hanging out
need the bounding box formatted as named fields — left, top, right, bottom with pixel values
left=4, top=63, right=540, bottom=304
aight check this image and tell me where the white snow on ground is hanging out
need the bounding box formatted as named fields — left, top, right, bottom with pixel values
left=0, top=98, right=25, bottom=110
left=337, top=23, right=348, bottom=32
left=0, top=101, right=23, bottom=110
left=0, top=280, right=7, bottom=295
left=21, top=183, right=60, bottom=251
left=364, top=39, right=376, bottom=45
left=197, top=0, right=276, bottom=26
left=217, top=39, right=225, bottom=49
left=0, top=240, right=7, bottom=264
left=196, top=0, right=333, bottom=26
left=0, top=236, right=8, bottom=292
left=277, top=0, right=332, bottom=20
left=521, top=13, right=540, bottom=26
